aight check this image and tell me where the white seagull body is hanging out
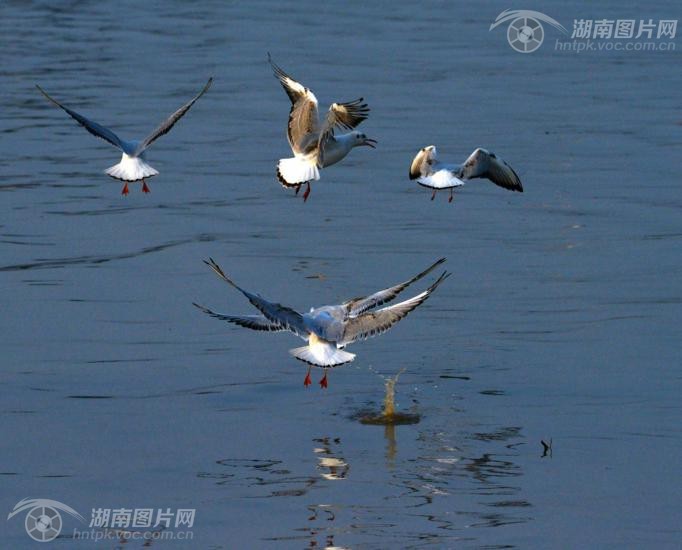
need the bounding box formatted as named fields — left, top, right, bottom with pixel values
left=36, top=78, right=212, bottom=195
left=409, top=146, right=523, bottom=202
left=194, top=258, right=448, bottom=388
left=269, top=54, right=376, bottom=201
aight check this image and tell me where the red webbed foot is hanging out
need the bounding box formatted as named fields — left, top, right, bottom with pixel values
left=304, top=368, right=312, bottom=387
left=319, top=372, right=328, bottom=389
left=142, top=180, right=150, bottom=194
left=303, top=182, right=311, bottom=202
left=121, top=183, right=129, bottom=195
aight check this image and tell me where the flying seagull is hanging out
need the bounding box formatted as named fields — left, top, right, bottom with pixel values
left=35, top=78, right=213, bottom=195
left=409, top=146, right=523, bottom=202
left=269, top=54, right=376, bottom=201
left=194, top=257, right=448, bottom=388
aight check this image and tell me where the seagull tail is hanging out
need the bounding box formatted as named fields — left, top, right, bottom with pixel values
left=276, top=156, right=319, bottom=188
left=289, top=344, right=355, bottom=368
left=105, top=154, right=159, bottom=182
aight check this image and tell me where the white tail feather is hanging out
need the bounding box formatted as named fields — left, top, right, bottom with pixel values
left=277, top=156, right=319, bottom=187
left=105, top=154, right=159, bottom=182
left=289, top=341, right=355, bottom=367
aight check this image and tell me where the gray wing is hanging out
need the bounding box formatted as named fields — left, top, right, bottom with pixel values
left=340, top=272, right=450, bottom=346
left=36, top=85, right=125, bottom=151
left=134, top=77, right=213, bottom=156
left=409, top=146, right=437, bottom=180
left=269, top=54, right=319, bottom=153
left=192, top=303, right=286, bottom=332
left=343, top=258, right=446, bottom=317
left=461, top=148, right=523, bottom=192
left=317, top=99, right=370, bottom=165
left=201, top=258, right=308, bottom=337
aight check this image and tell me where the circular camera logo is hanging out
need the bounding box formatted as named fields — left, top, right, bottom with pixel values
left=25, top=506, right=62, bottom=542
left=8, top=498, right=85, bottom=543
left=490, top=9, right=569, bottom=53
left=507, top=16, right=544, bottom=53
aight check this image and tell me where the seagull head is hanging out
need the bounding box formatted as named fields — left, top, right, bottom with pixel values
left=352, top=132, right=377, bottom=149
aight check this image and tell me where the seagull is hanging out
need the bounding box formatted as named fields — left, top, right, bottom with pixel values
left=35, top=78, right=213, bottom=195
left=269, top=54, right=377, bottom=201
left=409, top=146, right=523, bottom=202
left=194, top=257, right=448, bottom=388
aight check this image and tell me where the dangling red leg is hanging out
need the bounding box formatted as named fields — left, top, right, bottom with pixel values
left=448, top=189, right=453, bottom=203
left=319, top=371, right=328, bottom=389
left=295, top=184, right=301, bottom=196
left=303, top=182, right=311, bottom=202
left=142, top=179, right=150, bottom=194
left=430, top=189, right=436, bottom=201
left=121, top=182, right=129, bottom=195
left=304, top=366, right=312, bottom=387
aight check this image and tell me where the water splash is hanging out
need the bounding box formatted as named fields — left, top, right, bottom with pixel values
left=357, top=369, right=420, bottom=425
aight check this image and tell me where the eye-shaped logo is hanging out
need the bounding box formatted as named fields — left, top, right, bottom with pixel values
left=8, top=498, right=85, bottom=542
left=490, top=9, right=569, bottom=53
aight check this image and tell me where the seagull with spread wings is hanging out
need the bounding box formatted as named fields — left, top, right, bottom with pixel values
left=194, top=258, right=448, bottom=388
left=269, top=54, right=376, bottom=201
left=409, top=146, right=523, bottom=202
left=36, top=78, right=212, bottom=195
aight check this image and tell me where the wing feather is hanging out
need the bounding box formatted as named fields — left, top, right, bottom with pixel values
left=192, top=303, right=286, bottom=332
left=340, top=272, right=449, bottom=346
left=201, top=258, right=308, bottom=337
left=36, top=85, right=125, bottom=151
left=462, top=148, right=523, bottom=192
left=343, top=258, right=446, bottom=316
left=269, top=55, right=319, bottom=152
left=134, top=77, right=212, bottom=155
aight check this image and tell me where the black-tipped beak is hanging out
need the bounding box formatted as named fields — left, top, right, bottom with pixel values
left=362, top=138, right=378, bottom=149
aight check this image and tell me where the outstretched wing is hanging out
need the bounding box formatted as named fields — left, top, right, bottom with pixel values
left=409, top=146, right=437, bottom=180
left=192, top=303, right=286, bottom=332
left=343, top=258, right=446, bottom=317
left=201, top=258, right=308, bottom=337
left=461, top=148, right=523, bottom=192
left=269, top=54, right=319, bottom=153
left=340, top=272, right=449, bottom=346
left=134, top=77, right=213, bottom=155
left=36, top=84, right=125, bottom=151
left=317, top=98, right=370, bottom=164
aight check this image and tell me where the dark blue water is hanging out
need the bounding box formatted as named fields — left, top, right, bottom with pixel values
left=1, top=1, right=681, bottom=548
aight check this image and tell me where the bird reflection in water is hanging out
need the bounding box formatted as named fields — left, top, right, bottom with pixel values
left=313, top=437, right=349, bottom=480
left=306, top=438, right=350, bottom=549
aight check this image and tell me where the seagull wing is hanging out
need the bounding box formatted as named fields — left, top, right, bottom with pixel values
left=343, top=258, right=446, bottom=317
left=462, top=148, right=523, bottom=192
left=192, top=303, right=286, bottom=332
left=340, top=272, right=449, bottom=346
left=269, top=55, right=320, bottom=153
left=317, top=98, right=370, bottom=165
left=134, top=77, right=213, bottom=156
left=36, top=85, right=125, bottom=151
left=409, top=146, right=437, bottom=180
left=202, top=258, right=308, bottom=338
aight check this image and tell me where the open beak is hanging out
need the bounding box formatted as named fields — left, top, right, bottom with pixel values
left=361, top=137, right=377, bottom=148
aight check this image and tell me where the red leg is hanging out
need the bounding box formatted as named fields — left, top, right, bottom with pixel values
left=304, top=366, right=312, bottom=387
left=319, top=372, right=328, bottom=389
left=295, top=184, right=301, bottom=196
left=448, top=189, right=453, bottom=203
left=142, top=179, right=150, bottom=194
left=121, top=182, right=129, bottom=195
left=303, top=182, right=311, bottom=202
left=431, top=189, right=436, bottom=201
